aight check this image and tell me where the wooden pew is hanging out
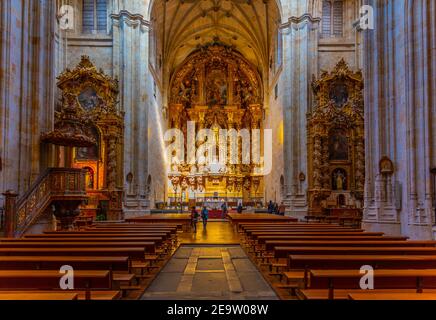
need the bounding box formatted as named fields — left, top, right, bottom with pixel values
left=0, top=290, right=121, bottom=300
left=43, top=230, right=174, bottom=236
left=0, top=247, right=149, bottom=259
left=256, top=236, right=408, bottom=245
left=288, top=255, right=436, bottom=271
left=274, top=246, right=436, bottom=259
left=0, top=270, right=112, bottom=291
left=0, top=292, right=79, bottom=300
left=0, top=256, right=129, bottom=271
left=308, top=269, right=436, bottom=299
left=264, top=240, right=436, bottom=252
left=245, top=232, right=385, bottom=254
left=227, top=214, right=299, bottom=231
left=125, top=214, right=191, bottom=231
left=94, top=222, right=184, bottom=231
left=26, top=233, right=171, bottom=240
left=7, top=237, right=164, bottom=245
left=240, top=224, right=355, bottom=230
left=243, top=229, right=365, bottom=237
left=348, top=292, right=436, bottom=300
left=0, top=241, right=156, bottom=250
left=299, top=288, right=436, bottom=300
left=86, top=228, right=177, bottom=235
left=250, top=231, right=382, bottom=237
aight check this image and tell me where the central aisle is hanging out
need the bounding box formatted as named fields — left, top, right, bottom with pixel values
left=178, top=221, right=240, bottom=244
left=141, top=245, right=278, bottom=300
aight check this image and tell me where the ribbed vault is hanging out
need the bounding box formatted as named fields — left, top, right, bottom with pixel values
left=150, top=0, right=282, bottom=79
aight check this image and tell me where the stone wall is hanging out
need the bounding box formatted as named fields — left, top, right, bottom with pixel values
left=0, top=0, right=57, bottom=207
left=362, top=0, right=436, bottom=239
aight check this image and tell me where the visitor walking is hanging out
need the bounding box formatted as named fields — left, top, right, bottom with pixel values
left=201, top=206, right=209, bottom=229
left=274, top=202, right=279, bottom=215
left=279, top=202, right=286, bottom=216
left=221, top=202, right=228, bottom=218
left=237, top=203, right=243, bottom=213
left=267, top=200, right=274, bottom=214
left=191, top=206, right=199, bottom=233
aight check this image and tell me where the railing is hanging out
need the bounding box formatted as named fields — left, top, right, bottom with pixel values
left=3, top=168, right=87, bottom=237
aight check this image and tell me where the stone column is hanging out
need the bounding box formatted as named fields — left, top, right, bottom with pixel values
left=281, top=14, right=320, bottom=218
left=0, top=0, right=56, bottom=207
left=111, top=10, right=151, bottom=216
left=362, top=0, right=436, bottom=239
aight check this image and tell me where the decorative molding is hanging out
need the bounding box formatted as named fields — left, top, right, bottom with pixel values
left=110, top=10, right=151, bottom=29
left=280, top=13, right=321, bottom=32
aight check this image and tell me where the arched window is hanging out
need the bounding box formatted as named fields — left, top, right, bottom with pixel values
left=322, top=0, right=344, bottom=38
left=82, top=0, right=107, bottom=34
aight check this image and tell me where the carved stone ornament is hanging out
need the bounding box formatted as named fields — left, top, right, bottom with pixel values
left=379, top=156, right=394, bottom=175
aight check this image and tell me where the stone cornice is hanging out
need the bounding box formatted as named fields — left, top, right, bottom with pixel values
left=110, top=10, right=150, bottom=29
left=280, top=13, right=321, bottom=32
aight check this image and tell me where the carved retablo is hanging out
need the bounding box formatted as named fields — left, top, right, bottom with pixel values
left=167, top=44, right=265, bottom=207
left=53, top=56, right=124, bottom=220
left=307, top=59, right=365, bottom=214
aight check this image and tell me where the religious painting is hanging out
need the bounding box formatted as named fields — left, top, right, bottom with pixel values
left=76, top=126, right=100, bottom=161
left=78, top=87, right=100, bottom=111
left=329, top=82, right=349, bottom=107
left=206, top=69, right=228, bottom=106
left=329, top=128, right=349, bottom=161
left=332, top=168, right=347, bottom=191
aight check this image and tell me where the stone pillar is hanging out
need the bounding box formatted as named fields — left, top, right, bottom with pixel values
left=0, top=0, right=56, bottom=206
left=362, top=0, right=436, bottom=239
left=281, top=14, right=320, bottom=218
left=111, top=11, right=151, bottom=217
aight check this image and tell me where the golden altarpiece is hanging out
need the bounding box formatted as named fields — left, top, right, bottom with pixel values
left=167, top=44, right=265, bottom=208
left=54, top=56, right=124, bottom=220
left=307, top=59, right=365, bottom=215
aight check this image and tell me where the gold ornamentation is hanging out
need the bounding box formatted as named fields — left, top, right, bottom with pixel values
left=52, top=56, right=124, bottom=219
left=170, top=44, right=262, bottom=109
left=307, top=59, right=365, bottom=213
left=167, top=45, right=265, bottom=202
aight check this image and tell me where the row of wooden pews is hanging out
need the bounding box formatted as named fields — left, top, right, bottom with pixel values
left=0, top=222, right=181, bottom=300
left=236, top=219, right=436, bottom=300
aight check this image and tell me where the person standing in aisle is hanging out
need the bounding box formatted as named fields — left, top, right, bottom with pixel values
left=201, top=206, right=209, bottom=229
left=191, top=206, right=199, bottom=233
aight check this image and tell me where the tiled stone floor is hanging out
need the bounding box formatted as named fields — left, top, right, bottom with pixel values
left=142, top=245, right=278, bottom=300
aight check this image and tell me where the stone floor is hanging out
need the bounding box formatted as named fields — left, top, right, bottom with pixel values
left=178, top=221, right=240, bottom=245
left=141, top=245, right=279, bottom=300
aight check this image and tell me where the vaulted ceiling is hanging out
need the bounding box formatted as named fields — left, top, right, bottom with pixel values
left=150, top=0, right=281, bottom=79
